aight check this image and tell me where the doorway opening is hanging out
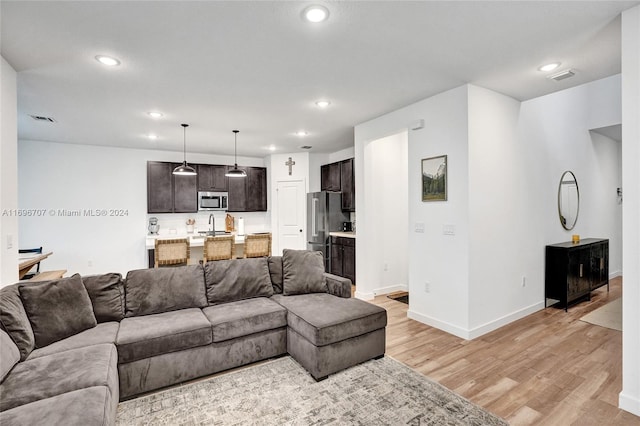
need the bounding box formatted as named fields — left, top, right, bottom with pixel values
left=361, top=130, right=409, bottom=298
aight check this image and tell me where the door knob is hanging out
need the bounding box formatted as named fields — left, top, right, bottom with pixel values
left=299, top=229, right=302, bottom=232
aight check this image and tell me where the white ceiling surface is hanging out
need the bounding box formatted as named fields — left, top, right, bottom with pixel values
left=1, top=1, right=637, bottom=157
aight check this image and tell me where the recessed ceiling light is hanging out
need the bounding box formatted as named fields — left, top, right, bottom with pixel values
left=268, top=145, right=276, bottom=151
left=295, top=131, right=308, bottom=137
left=315, top=100, right=331, bottom=108
left=95, top=55, right=121, bottom=66
left=303, top=5, right=329, bottom=23
left=538, top=62, right=561, bottom=72
left=148, top=134, right=158, bottom=140
left=147, top=111, right=164, bottom=119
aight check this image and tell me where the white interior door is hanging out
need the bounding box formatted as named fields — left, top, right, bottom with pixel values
left=276, top=180, right=306, bottom=253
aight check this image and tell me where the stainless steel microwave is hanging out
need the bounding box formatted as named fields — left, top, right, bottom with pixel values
left=198, top=191, right=228, bottom=211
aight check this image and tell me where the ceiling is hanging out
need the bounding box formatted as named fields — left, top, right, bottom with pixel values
left=1, top=1, right=637, bottom=157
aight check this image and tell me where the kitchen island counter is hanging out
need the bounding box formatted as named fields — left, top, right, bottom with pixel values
left=329, top=231, right=356, bottom=239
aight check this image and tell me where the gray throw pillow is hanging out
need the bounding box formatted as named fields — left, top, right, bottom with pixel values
left=82, top=273, right=124, bottom=322
left=125, top=265, right=208, bottom=316
left=204, top=258, right=274, bottom=304
left=0, top=329, right=20, bottom=382
left=19, top=274, right=97, bottom=348
left=282, top=249, right=327, bottom=296
left=0, top=284, right=36, bottom=360
left=267, top=256, right=283, bottom=294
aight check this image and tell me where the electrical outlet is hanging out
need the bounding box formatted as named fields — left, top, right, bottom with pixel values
left=442, top=224, right=455, bottom=235
left=6, top=234, right=13, bottom=250
left=88, top=260, right=93, bottom=267
left=424, top=282, right=430, bottom=293
left=383, top=263, right=388, bottom=271
left=415, top=223, right=425, bottom=233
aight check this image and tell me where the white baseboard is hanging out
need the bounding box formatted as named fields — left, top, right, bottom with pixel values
left=610, top=270, right=621, bottom=279
left=619, top=391, right=640, bottom=417
left=467, top=301, right=545, bottom=340
left=354, top=290, right=375, bottom=301
left=407, top=309, right=471, bottom=339
left=373, top=284, right=408, bottom=296
left=355, top=284, right=407, bottom=301
left=407, top=301, right=545, bottom=341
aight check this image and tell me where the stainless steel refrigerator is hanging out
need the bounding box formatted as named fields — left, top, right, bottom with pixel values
left=307, top=191, right=350, bottom=271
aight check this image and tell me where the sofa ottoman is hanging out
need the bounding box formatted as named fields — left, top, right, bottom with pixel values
left=271, top=293, right=387, bottom=380
left=0, top=343, right=119, bottom=423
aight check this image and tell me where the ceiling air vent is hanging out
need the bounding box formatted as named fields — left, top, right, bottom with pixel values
left=29, top=115, right=56, bottom=122
left=548, top=69, right=575, bottom=81
left=300, top=145, right=312, bottom=150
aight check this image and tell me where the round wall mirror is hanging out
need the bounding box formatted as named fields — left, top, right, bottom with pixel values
left=558, top=171, right=579, bottom=230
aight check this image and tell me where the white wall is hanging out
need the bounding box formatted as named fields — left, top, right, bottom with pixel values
left=329, top=146, right=355, bottom=164
left=620, top=4, right=640, bottom=417
left=18, top=140, right=266, bottom=276
left=1, top=57, right=19, bottom=287
left=355, top=85, right=471, bottom=336
left=308, top=153, right=328, bottom=193
left=467, top=85, right=544, bottom=336
left=364, top=131, right=408, bottom=294
left=355, top=75, right=622, bottom=340
left=518, top=75, right=623, bottom=277
left=268, top=152, right=309, bottom=254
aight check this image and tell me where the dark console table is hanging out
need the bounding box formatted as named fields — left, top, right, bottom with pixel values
left=545, top=238, right=609, bottom=311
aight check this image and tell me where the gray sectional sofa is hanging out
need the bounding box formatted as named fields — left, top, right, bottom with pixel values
left=0, top=249, right=387, bottom=426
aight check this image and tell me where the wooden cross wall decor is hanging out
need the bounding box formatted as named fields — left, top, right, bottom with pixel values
left=285, top=157, right=295, bottom=175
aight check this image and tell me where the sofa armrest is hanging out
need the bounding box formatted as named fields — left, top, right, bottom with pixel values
left=324, top=273, right=352, bottom=298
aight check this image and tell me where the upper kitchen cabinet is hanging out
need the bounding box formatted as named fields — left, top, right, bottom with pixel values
left=147, top=162, right=174, bottom=213
left=321, top=158, right=355, bottom=212
left=226, top=166, right=248, bottom=212
left=172, top=163, right=197, bottom=213
left=227, top=166, right=267, bottom=212
left=147, top=161, right=197, bottom=213
left=321, top=162, right=341, bottom=192
left=246, top=167, right=267, bottom=211
left=340, top=158, right=355, bottom=211
left=197, top=164, right=228, bottom=192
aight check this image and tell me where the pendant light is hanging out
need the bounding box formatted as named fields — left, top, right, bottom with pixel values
left=173, top=123, right=197, bottom=176
left=226, top=129, right=247, bottom=177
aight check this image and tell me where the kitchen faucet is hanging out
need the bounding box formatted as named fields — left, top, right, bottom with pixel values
left=209, top=214, right=215, bottom=234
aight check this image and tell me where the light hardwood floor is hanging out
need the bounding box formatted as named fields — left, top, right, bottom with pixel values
left=369, top=277, right=640, bottom=425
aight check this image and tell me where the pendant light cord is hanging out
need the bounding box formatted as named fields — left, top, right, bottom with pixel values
left=233, top=130, right=239, bottom=168
left=182, top=124, right=188, bottom=163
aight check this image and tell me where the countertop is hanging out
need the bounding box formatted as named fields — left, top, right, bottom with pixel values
left=329, top=231, right=356, bottom=239
left=146, top=233, right=245, bottom=249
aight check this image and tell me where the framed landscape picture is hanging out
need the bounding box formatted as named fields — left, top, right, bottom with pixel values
left=422, top=155, right=447, bottom=201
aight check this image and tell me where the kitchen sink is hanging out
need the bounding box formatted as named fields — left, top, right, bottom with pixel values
left=196, top=231, right=231, bottom=237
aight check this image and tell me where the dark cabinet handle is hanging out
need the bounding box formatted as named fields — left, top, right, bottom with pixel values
left=579, top=264, right=583, bottom=278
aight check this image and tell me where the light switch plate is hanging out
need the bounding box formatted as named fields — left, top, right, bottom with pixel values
left=414, top=223, right=425, bottom=233
left=6, top=234, right=13, bottom=250
left=442, top=224, right=455, bottom=236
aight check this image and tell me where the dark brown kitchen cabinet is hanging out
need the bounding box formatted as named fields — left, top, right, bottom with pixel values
left=147, top=162, right=174, bottom=213
left=340, top=158, right=355, bottom=211
left=226, top=166, right=248, bottom=212
left=246, top=167, right=267, bottom=211
left=331, top=236, right=356, bottom=285
left=545, top=238, right=609, bottom=311
left=321, top=158, right=355, bottom=211
left=172, top=163, right=197, bottom=213
left=226, top=166, right=267, bottom=212
left=321, top=162, right=341, bottom=192
left=147, top=161, right=197, bottom=213
left=197, top=164, right=228, bottom=191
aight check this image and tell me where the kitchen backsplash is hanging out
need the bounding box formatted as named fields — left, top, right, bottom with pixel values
left=146, top=211, right=270, bottom=236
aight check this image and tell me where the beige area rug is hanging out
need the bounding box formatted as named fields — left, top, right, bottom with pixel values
left=117, top=355, right=508, bottom=425
left=580, top=298, right=622, bottom=331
